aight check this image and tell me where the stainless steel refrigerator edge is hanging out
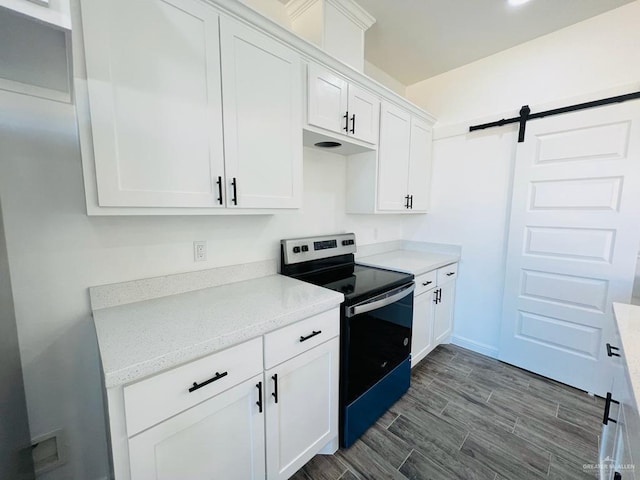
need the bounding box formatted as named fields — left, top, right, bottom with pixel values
left=0, top=198, right=35, bottom=479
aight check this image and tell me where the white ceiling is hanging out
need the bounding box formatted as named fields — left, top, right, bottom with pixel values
left=356, top=0, right=635, bottom=85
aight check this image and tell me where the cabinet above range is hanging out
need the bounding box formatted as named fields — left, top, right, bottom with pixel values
left=74, top=0, right=435, bottom=216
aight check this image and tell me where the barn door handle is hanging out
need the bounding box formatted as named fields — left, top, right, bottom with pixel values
left=606, top=343, right=621, bottom=357
left=602, top=392, right=619, bottom=425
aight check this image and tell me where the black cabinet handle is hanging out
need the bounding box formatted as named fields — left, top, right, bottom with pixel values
left=422, top=281, right=433, bottom=286
left=404, top=195, right=410, bottom=209
left=256, top=381, right=263, bottom=413
left=216, top=176, right=223, bottom=205
left=602, top=392, right=620, bottom=425
left=409, top=195, right=413, bottom=209
left=231, top=178, right=238, bottom=205
left=607, top=343, right=621, bottom=357
left=446, top=272, right=455, bottom=277
left=272, top=374, right=278, bottom=403
left=188, top=371, right=228, bottom=393
left=350, top=113, right=356, bottom=134
left=343, top=111, right=349, bottom=132
left=433, top=289, right=439, bottom=304
left=300, top=330, right=322, bottom=342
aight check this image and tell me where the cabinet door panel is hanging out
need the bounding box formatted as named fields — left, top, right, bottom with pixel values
left=307, top=65, right=349, bottom=135
left=408, top=118, right=433, bottom=212
left=348, top=84, right=380, bottom=144
left=377, top=103, right=411, bottom=211
left=411, top=289, right=436, bottom=367
left=129, top=374, right=265, bottom=480
left=82, top=0, right=224, bottom=207
left=266, top=338, right=339, bottom=480
left=221, top=18, right=302, bottom=209
left=434, top=282, right=455, bottom=345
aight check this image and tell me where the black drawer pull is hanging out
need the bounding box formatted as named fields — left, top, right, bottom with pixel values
left=343, top=111, right=349, bottom=132
left=300, top=330, right=322, bottom=342
left=602, top=392, right=620, bottom=425
left=607, top=343, right=621, bottom=357
left=350, top=113, right=356, bottom=134
left=216, top=176, right=223, bottom=205
left=272, top=374, right=278, bottom=403
left=256, top=381, right=263, bottom=413
left=446, top=272, right=455, bottom=276
left=188, top=371, right=228, bottom=393
left=422, top=281, right=433, bottom=286
left=231, top=178, right=238, bottom=205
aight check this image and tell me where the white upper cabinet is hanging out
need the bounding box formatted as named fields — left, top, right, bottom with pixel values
left=307, top=64, right=379, bottom=145
left=220, top=17, right=302, bottom=209
left=307, top=66, right=349, bottom=135
left=82, top=0, right=225, bottom=209
left=0, top=0, right=71, bottom=30
left=377, top=102, right=412, bottom=211
left=407, top=117, right=433, bottom=212
left=346, top=102, right=433, bottom=214
left=80, top=0, right=302, bottom=214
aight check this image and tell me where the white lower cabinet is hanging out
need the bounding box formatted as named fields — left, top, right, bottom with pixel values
left=411, top=284, right=436, bottom=367
left=129, top=374, right=266, bottom=480
left=265, top=337, right=339, bottom=480
left=107, top=309, right=340, bottom=480
left=410, top=263, right=457, bottom=367
left=433, top=281, right=455, bottom=345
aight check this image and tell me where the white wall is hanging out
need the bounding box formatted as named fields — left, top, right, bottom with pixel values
left=0, top=90, right=405, bottom=480
left=404, top=1, right=640, bottom=356
left=407, top=2, right=640, bottom=125
left=364, top=60, right=406, bottom=97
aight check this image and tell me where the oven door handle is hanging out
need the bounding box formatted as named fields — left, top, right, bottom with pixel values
left=346, top=283, right=415, bottom=318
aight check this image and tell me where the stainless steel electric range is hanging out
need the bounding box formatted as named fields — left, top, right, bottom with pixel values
left=280, top=233, right=414, bottom=447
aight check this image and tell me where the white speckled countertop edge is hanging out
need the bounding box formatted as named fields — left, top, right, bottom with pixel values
left=356, top=249, right=460, bottom=276
left=90, top=259, right=278, bottom=310
left=99, top=294, right=342, bottom=388
left=613, top=302, right=640, bottom=411
left=93, top=274, right=343, bottom=389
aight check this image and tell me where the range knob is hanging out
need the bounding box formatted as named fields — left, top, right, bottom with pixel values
left=301, top=245, right=309, bottom=252
left=293, top=246, right=301, bottom=254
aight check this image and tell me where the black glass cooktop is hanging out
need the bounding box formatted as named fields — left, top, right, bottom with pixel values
left=294, top=263, right=413, bottom=305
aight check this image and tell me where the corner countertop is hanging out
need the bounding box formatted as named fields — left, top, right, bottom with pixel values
left=93, top=275, right=343, bottom=388
left=613, top=303, right=640, bottom=410
left=357, top=249, right=460, bottom=276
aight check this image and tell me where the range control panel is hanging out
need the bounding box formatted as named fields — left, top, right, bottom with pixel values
left=281, top=233, right=356, bottom=265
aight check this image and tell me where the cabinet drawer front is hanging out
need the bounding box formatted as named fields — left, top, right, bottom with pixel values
left=264, top=309, right=339, bottom=369
left=124, top=337, right=263, bottom=437
left=415, top=270, right=437, bottom=296
left=437, top=263, right=458, bottom=285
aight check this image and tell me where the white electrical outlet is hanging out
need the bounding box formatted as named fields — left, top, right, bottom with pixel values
left=193, top=241, right=207, bottom=262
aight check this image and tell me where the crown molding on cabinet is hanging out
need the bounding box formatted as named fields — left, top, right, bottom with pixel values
left=325, top=0, right=375, bottom=31
left=217, top=0, right=432, bottom=123
left=283, top=0, right=375, bottom=30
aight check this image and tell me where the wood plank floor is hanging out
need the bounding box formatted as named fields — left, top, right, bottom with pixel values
left=291, top=344, right=604, bottom=480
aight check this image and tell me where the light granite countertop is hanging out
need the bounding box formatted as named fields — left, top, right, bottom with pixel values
left=613, top=302, right=640, bottom=410
left=357, top=250, right=460, bottom=276
left=93, top=275, right=343, bottom=388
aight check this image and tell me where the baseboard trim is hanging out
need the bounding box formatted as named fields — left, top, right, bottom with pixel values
left=451, top=335, right=499, bottom=359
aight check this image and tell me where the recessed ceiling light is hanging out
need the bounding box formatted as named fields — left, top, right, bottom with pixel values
left=508, top=0, right=532, bottom=6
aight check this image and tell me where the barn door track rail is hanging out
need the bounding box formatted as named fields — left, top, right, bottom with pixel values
left=469, top=90, right=640, bottom=143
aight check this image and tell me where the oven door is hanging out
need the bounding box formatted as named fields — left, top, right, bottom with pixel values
left=344, top=282, right=414, bottom=404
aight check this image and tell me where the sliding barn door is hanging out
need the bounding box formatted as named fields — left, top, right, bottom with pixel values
left=499, top=101, right=640, bottom=395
